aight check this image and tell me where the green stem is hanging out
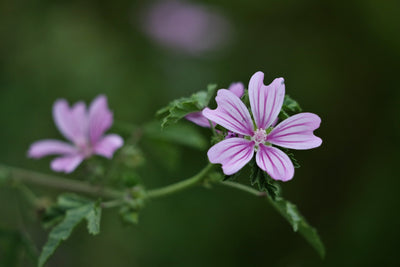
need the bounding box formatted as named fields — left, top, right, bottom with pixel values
left=146, top=163, right=215, bottom=199
left=208, top=120, right=217, bottom=137
left=0, top=164, right=122, bottom=199
left=219, top=181, right=264, bottom=197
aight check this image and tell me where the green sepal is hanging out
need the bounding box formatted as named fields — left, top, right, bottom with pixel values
left=157, top=84, right=217, bottom=128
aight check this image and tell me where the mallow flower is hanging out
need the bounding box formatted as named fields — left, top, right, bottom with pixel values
left=28, top=95, right=124, bottom=173
left=185, top=82, right=244, bottom=128
left=203, top=71, right=322, bottom=181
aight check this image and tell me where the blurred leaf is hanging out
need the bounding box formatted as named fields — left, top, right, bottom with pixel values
left=119, top=145, right=146, bottom=169
left=249, top=159, right=281, bottom=200
left=0, top=167, right=10, bottom=185
left=38, top=194, right=102, bottom=267
left=269, top=197, right=325, bottom=258
left=0, top=228, right=38, bottom=266
left=157, top=84, right=217, bottom=128
left=143, top=139, right=181, bottom=171
left=144, top=121, right=207, bottom=150
left=86, top=202, right=101, bottom=235
left=57, top=193, right=92, bottom=209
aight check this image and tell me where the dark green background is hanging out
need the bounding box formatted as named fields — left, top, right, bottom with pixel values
left=1, top=0, right=399, bottom=266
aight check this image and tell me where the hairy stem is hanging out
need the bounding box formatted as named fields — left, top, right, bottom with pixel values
left=0, top=164, right=123, bottom=199
left=146, top=163, right=215, bottom=199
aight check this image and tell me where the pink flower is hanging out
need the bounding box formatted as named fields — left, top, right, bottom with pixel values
left=185, top=82, right=244, bottom=128
left=28, top=95, right=124, bottom=173
left=140, top=0, right=231, bottom=55
left=203, top=72, right=322, bottom=181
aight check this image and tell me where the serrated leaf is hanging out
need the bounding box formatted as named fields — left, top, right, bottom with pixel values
left=269, top=197, right=325, bottom=258
left=38, top=204, right=93, bottom=267
left=144, top=120, right=207, bottom=150
left=38, top=195, right=102, bottom=267
left=86, top=202, right=101, bottom=235
left=157, top=84, right=217, bottom=128
left=249, top=159, right=281, bottom=200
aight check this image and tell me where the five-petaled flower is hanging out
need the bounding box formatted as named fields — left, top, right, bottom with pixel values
left=28, top=95, right=124, bottom=173
left=203, top=71, right=322, bottom=181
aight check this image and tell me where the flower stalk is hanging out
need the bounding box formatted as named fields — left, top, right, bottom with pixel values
left=145, top=163, right=215, bottom=199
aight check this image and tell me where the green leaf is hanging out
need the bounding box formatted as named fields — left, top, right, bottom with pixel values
left=57, top=194, right=91, bottom=208
left=269, top=197, right=325, bottom=258
left=86, top=202, right=101, bottom=235
left=38, top=204, right=93, bottom=267
left=279, top=95, right=302, bottom=120
left=283, top=95, right=302, bottom=114
left=38, top=194, right=102, bottom=267
left=0, top=228, right=38, bottom=266
left=144, top=120, right=207, bottom=150
left=157, top=84, right=217, bottom=128
left=249, top=159, right=281, bottom=200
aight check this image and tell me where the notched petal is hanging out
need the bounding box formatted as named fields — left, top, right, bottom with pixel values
left=248, top=71, right=285, bottom=129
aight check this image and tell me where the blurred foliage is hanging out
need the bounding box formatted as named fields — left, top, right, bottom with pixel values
left=1, top=0, right=400, bottom=266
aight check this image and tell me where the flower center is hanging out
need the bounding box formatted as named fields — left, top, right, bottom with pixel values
left=252, top=128, right=267, bottom=145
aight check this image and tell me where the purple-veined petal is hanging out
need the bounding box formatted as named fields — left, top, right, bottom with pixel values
left=94, top=134, right=124, bottom=158
left=203, top=89, right=254, bottom=136
left=70, top=101, right=88, bottom=144
left=256, top=144, right=294, bottom=181
left=228, top=82, right=244, bottom=98
left=207, top=137, right=254, bottom=175
left=50, top=154, right=84, bottom=173
left=53, top=100, right=88, bottom=144
left=248, top=71, right=285, bottom=130
left=185, top=111, right=215, bottom=128
left=267, top=113, right=322, bottom=150
left=88, top=95, right=113, bottom=145
left=28, top=140, right=78, bottom=158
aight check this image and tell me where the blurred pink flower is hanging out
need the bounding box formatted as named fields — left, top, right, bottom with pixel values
left=185, top=82, right=244, bottom=127
left=28, top=95, right=124, bottom=173
left=141, top=0, right=231, bottom=54
left=203, top=72, right=322, bottom=181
